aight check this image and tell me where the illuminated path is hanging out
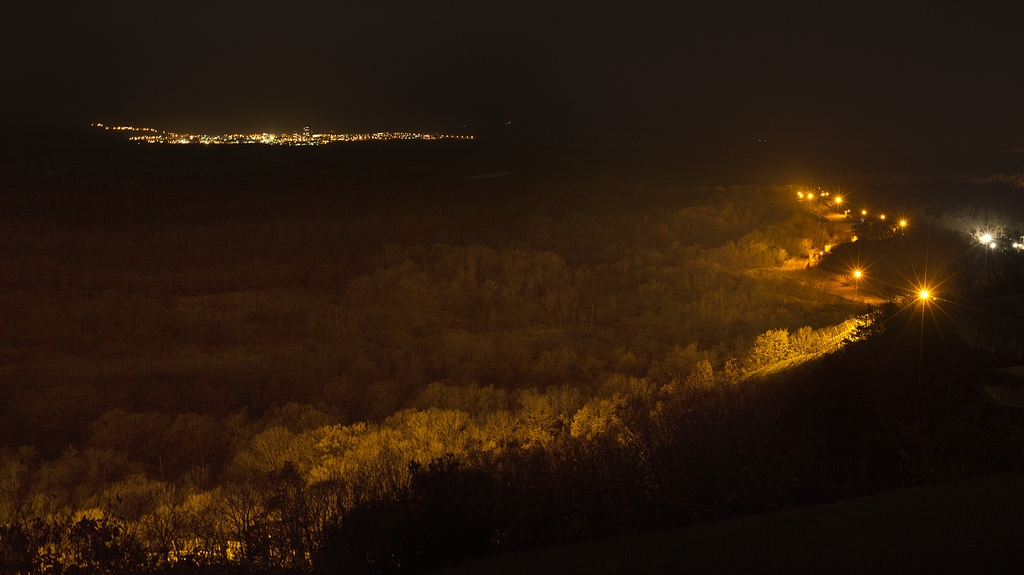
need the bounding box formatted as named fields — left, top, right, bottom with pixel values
left=743, top=315, right=870, bottom=379
left=798, top=201, right=893, bottom=305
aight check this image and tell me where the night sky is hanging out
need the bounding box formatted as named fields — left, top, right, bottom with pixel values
left=2, top=2, right=1023, bottom=143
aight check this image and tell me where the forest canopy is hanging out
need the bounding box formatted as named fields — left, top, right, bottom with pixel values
left=1, top=165, right=889, bottom=573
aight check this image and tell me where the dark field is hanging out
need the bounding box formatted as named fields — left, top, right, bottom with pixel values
left=2, top=131, right=1024, bottom=573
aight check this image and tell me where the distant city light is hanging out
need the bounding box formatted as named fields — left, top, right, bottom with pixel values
left=981, top=233, right=993, bottom=244
left=899, top=220, right=907, bottom=228
left=880, top=214, right=886, bottom=220
left=919, top=289, right=930, bottom=300
left=853, top=270, right=862, bottom=278
left=91, top=124, right=474, bottom=145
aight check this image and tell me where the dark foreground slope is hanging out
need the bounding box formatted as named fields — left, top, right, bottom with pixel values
left=437, top=469, right=1024, bottom=575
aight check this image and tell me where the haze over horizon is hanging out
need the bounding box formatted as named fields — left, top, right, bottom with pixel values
left=3, top=2, right=1024, bottom=145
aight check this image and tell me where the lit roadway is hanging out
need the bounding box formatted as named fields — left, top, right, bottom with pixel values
left=795, top=191, right=887, bottom=305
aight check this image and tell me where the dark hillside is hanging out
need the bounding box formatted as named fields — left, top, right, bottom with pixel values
left=1, top=134, right=1023, bottom=573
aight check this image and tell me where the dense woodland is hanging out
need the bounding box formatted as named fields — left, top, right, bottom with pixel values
left=1, top=141, right=1022, bottom=573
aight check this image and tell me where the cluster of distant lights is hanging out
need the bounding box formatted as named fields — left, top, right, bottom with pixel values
left=797, top=188, right=932, bottom=301
left=798, top=188, right=1024, bottom=303
left=973, top=232, right=1024, bottom=250
left=796, top=189, right=907, bottom=229
left=801, top=189, right=1014, bottom=250
left=974, top=232, right=1024, bottom=250
left=91, top=123, right=474, bottom=145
